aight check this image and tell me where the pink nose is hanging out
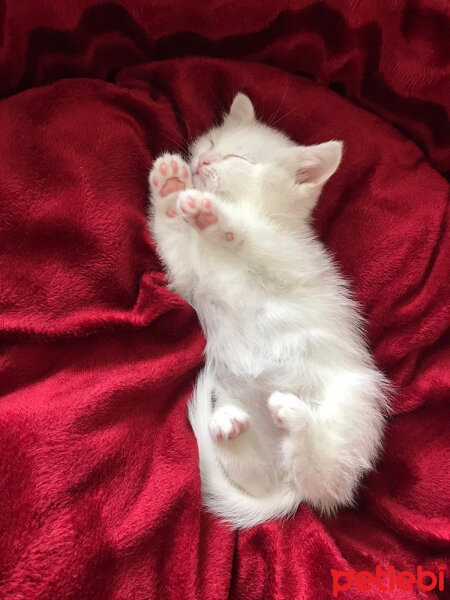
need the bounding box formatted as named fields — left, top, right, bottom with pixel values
left=197, top=151, right=219, bottom=172
left=198, top=157, right=210, bottom=169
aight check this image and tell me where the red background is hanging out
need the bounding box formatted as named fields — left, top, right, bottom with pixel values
left=0, top=1, right=448, bottom=599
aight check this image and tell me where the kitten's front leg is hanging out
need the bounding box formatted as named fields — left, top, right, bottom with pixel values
left=149, top=153, right=192, bottom=222
left=176, top=190, right=240, bottom=247
left=149, top=154, right=197, bottom=290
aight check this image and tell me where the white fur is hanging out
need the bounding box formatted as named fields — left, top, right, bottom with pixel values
left=148, top=93, right=388, bottom=529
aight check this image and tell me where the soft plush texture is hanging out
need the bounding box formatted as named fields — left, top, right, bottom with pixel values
left=0, top=1, right=448, bottom=599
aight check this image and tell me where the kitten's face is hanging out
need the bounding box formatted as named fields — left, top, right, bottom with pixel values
left=189, top=95, right=293, bottom=199
left=188, top=93, right=342, bottom=219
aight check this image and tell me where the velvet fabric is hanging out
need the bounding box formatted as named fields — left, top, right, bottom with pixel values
left=0, top=2, right=448, bottom=599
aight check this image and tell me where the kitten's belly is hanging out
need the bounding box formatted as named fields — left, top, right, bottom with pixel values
left=204, top=309, right=307, bottom=384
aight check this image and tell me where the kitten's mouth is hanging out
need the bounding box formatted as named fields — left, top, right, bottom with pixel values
left=193, top=165, right=218, bottom=192
left=193, top=173, right=205, bottom=190
left=194, top=165, right=212, bottom=189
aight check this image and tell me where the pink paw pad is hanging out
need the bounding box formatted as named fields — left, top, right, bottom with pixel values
left=225, top=419, right=247, bottom=439
left=166, top=209, right=176, bottom=218
left=178, top=192, right=225, bottom=231
left=196, top=213, right=218, bottom=230
left=151, top=155, right=191, bottom=199
left=210, top=417, right=249, bottom=442
left=268, top=393, right=312, bottom=432
left=209, top=405, right=250, bottom=442
left=226, top=232, right=234, bottom=242
left=161, top=179, right=185, bottom=197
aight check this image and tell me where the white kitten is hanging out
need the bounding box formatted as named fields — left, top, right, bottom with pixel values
left=148, top=93, right=388, bottom=529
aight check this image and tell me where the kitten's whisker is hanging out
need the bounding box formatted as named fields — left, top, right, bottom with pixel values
left=162, top=130, right=186, bottom=153
left=267, top=104, right=282, bottom=128
left=176, top=110, right=194, bottom=145
left=269, top=106, right=299, bottom=129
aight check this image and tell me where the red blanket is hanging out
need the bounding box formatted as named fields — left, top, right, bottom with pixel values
left=0, top=2, right=448, bottom=599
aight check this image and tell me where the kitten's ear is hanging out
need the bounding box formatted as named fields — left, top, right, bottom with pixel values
left=226, top=93, right=255, bottom=125
left=281, top=141, right=343, bottom=187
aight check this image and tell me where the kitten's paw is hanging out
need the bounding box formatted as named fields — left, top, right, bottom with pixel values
left=149, top=154, right=192, bottom=216
left=268, top=392, right=313, bottom=432
left=177, top=190, right=235, bottom=243
left=209, top=405, right=250, bottom=442
left=177, top=190, right=218, bottom=230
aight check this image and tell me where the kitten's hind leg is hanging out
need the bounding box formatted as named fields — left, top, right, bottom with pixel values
left=210, top=392, right=273, bottom=496
left=209, top=404, right=249, bottom=442
left=268, top=392, right=314, bottom=432
left=268, top=387, right=382, bottom=514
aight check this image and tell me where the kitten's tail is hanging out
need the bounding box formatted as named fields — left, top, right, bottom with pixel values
left=188, top=368, right=300, bottom=529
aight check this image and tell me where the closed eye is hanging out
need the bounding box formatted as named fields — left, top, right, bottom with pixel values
left=224, top=154, right=249, bottom=162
